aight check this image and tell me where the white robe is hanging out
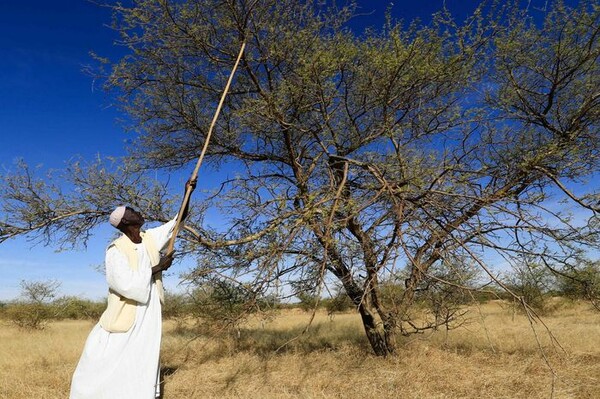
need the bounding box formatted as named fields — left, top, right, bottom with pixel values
left=70, top=219, right=176, bottom=399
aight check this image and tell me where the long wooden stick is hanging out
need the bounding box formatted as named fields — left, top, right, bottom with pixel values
left=164, top=41, right=246, bottom=256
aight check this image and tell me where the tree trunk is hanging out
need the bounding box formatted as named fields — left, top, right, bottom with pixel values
left=317, top=248, right=397, bottom=355
left=338, top=270, right=397, bottom=356
left=357, top=304, right=396, bottom=357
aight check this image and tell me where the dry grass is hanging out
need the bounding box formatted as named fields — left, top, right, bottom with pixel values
left=1, top=300, right=599, bottom=398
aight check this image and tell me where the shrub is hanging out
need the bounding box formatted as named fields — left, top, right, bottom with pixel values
left=296, top=292, right=320, bottom=312
left=52, top=296, right=105, bottom=320
left=189, top=278, right=256, bottom=335
left=557, top=261, right=600, bottom=301
left=162, top=291, right=191, bottom=319
left=5, top=302, right=53, bottom=329
left=6, top=280, right=61, bottom=330
left=505, top=263, right=554, bottom=313
left=323, top=287, right=354, bottom=316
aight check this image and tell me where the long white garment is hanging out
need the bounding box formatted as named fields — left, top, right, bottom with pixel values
left=70, top=218, right=176, bottom=399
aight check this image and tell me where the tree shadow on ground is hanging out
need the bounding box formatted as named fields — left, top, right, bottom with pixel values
left=168, top=317, right=371, bottom=357
left=236, top=322, right=370, bottom=356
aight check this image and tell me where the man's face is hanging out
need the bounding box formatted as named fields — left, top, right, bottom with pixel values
left=122, top=207, right=145, bottom=227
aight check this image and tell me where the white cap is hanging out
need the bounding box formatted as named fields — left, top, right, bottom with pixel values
left=109, top=206, right=127, bottom=228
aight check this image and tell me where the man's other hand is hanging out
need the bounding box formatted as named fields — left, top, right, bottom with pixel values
left=153, top=251, right=175, bottom=274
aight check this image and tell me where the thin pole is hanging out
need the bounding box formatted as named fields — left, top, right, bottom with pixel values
left=164, top=41, right=246, bottom=256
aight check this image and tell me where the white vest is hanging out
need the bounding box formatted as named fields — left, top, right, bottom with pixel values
left=99, top=232, right=164, bottom=333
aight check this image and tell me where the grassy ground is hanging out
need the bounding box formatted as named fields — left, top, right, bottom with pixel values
left=1, top=300, right=599, bottom=398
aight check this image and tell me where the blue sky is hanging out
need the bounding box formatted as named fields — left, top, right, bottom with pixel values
left=0, top=0, right=123, bottom=300
left=0, top=0, right=572, bottom=301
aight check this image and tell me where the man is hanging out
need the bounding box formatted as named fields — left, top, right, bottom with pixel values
left=70, top=179, right=196, bottom=399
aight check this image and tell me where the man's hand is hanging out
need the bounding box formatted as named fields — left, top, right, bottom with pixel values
left=186, top=178, right=197, bottom=192
left=152, top=251, right=175, bottom=275
left=181, top=178, right=197, bottom=221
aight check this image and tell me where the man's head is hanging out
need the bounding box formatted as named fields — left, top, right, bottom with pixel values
left=109, top=206, right=145, bottom=230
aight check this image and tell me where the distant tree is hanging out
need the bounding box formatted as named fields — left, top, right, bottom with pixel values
left=187, top=276, right=258, bottom=340
left=296, top=291, right=320, bottom=313
left=20, top=279, right=60, bottom=303
left=555, top=259, right=600, bottom=308
left=324, top=285, right=355, bottom=317
left=0, top=1, right=598, bottom=356
left=52, top=296, right=105, bottom=320
left=161, top=291, right=191, bottom=320
left=6, top=280, right=61, bottom=329
left=412, top=258, right=482, bottom=332
left=505, top=261, right=555, bottom=313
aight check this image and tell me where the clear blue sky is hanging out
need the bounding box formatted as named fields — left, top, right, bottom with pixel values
left=0, top=0, right=568, bottom=301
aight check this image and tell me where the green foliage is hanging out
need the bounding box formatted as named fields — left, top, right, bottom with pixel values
left=411, top=259, right=482, bottom=330
left=379, top=281, right=405, bottom=310
left=469, top=288, right=504, bottom=304
left=52, top=296, right=105, bottom=320
left=161, top=291, right=192, bottom=320
left=556, top=260, right=600, bottom=302
left=296, top=292, right=320, bottom=312
left=5, top=280, right=61, bottom=329
left=2, top=282, right=106, bottom=328
left=505, top=263, right=555, bottom=313
left=323, top=289, right=354, bottom=315
left=188, top=277, right=258, bottom=335
left=4, top=302, right=53, bottom=330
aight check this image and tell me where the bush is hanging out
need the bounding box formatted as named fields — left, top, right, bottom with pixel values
left=189, top=278, right=257, bottom=336
left=296, top=292, right=320, bottom=312
left=5, top=302, right=53, bottom=329
left=162, top=291, right=191, bottom=319
left=323, top=287, right=354, bottom=315
left=52, top=296, right=105, bottom=320
left=505, top=263, right=554, bottom=313
left=379, top=282, right=405, bottom=309
left=6, top=280, right=61, bottom=330
left=557, top=261, right=600, bottom=302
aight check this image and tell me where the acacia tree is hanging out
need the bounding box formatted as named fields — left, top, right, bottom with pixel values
left=6, top=280, right=61, bottom=329
left=1, top=0, right=598, bottom=356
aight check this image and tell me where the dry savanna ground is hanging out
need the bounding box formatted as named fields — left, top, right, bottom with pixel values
left=1, top=300, right=599, bottom=399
